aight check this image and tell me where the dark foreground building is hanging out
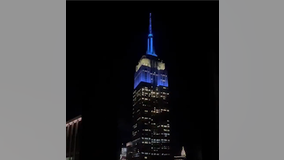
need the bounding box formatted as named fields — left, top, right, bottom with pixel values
left=129, top=13, right=171, bottom=160
left=66, top=115, right=82, bottom=160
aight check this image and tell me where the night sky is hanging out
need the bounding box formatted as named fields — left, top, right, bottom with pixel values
left=67, top=1, right=218, bottom=160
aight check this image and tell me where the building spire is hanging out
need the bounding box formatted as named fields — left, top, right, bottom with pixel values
left=149, top=13, right=152, bottom=34
left=181, top=146, right=186, bottom=157
left=146, top=13, right=157, bottom=57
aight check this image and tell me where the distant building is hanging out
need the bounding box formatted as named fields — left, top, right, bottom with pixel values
left=126, top=142, right=134, bottom=160
left=174, top=146, right=187, bottom=160
left=66, top=115, right=82, bottom=160
left=120, top=144, right=127, bottom=160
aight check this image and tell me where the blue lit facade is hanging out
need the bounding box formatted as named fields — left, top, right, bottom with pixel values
left=133, top=57, right=169, bottom=89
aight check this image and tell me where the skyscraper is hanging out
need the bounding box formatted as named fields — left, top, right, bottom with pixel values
left=130, top=13, right=171, bottom=160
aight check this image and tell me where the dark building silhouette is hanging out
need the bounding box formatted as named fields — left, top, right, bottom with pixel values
left=126, top=142, right=134, bottom=160
left=129, top=13, right=171, bottom=160
left=66, top=115, right=82, bottom=160
left=119, top=144, right=127, bottom=160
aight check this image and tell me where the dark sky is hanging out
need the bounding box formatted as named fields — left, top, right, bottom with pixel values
left=67, top=1, right=218, bottom=160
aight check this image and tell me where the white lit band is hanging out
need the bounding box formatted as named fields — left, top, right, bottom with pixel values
left=66, top=117, right=82, bottom=126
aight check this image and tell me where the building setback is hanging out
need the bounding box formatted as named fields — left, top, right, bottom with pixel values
left=66, top=115, right=82, bottom=160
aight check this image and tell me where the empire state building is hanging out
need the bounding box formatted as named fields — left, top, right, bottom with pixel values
left=129, top=13, right=171, bottom=160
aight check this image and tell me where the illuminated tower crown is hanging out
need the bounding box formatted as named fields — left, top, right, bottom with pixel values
left=133, top=13, right=168, bottom=89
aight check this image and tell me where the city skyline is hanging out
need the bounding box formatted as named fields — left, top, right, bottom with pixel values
left=67, top=1, right=218, bottom=160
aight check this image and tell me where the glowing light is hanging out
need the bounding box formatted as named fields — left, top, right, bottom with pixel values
left=157, top=62, right=165, bottom=70
left=181, top=146, right=186, bottom=157
left=146, top=13, right=157, bottom=57
left=66, top=116, right=82, bottom=126
left=136, top=58, right=151, bottom=71
left=126, top=142, right=132, bottom=146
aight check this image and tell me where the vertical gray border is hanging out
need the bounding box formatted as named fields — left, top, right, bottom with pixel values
left=0, top=0, right=65, bottom=160
left=221, top=0, right=284, bottom=160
